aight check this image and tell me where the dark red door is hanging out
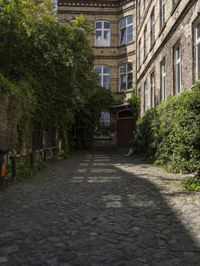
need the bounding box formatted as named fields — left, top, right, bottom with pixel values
left=117, top=118, right=134, bottom=148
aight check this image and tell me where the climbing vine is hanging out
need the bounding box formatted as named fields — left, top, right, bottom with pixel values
left=0, top=0, right=111, bottom=151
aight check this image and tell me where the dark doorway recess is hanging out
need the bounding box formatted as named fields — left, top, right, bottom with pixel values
left=117, top=109, right=134, bottom=148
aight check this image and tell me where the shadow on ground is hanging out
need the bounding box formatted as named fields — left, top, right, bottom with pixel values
left=0, top=152, right=199, bottom=266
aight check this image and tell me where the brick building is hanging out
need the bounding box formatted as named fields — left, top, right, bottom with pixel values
left=136, top=0, right=200, bottom=114
left=58, top=0, right=136, bottom=148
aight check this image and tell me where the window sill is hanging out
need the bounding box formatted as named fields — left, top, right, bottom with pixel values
left=117, top=89, right=133, bottom=94
left=119, top=41, right=135, bottom=48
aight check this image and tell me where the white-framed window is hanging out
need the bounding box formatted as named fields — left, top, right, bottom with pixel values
left=174, top=43, right=182, bottom=94
left=160, top=58, right=167, bottom=101
left=194, top=21, right=200, bottom=81
left=138, top=1, right=141, bottom=24
left=160, top=0, right=166, bottom=29
left=144, top=80, right=148, bottom=112
left=95, top=65, right=111, bottom=89
left=138, top=38, right=141, bottom=67
left=100, top=111, right=111, bottom=127
left=120, top=16, right=133, bottom=45
left=150, top=7, right=155, bottom=46
left=95, top=21, right=111, bottom=47
left=119, top=63, right=133, bottom=91
left=144, top=25, right=147, bottom=59
left=150, top=71, right=156, bottom=108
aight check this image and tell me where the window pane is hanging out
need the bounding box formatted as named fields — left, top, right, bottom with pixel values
left=197, top=43, right=200, bottom=78
left=95, top=66, right=101, bottom=74
left=104, top=22, right=110, bottom=29
left=177, top=63, right=181, bottom=93
left=197, top=23, right=200, bottom=39
left=101, top=112, right=110, bottom=127
left=127, top=33, right=133, bottom=43
left=96, top=31, right=101, bottom=40
left=120, top=74, right=126, bottom=91
left=96, top=22, right=102, bottom=29
left=120, top=28, right=126, bottom=44
left=103, top=66, right=110, bottom=74
left=104, top=31, right=110, bottom=40
left=128, top=73, right=132, bottom=90
left=120, top=65, right=126, bottom=73
left=127, top=63, right=132, bottom=72
left=120, top=18, right=126, bottom=28
left=103, top=76, right=110, bottom=89
left=127, top=16, right=132, bottom=25
left=127, top=25, right=133, bottom=35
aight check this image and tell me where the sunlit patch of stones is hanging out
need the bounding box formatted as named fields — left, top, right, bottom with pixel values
left=102, top=194, right=122, bottom=208
left=127, top=194, right=156, bottom=208
left=69, top=176, right=84, bottom=183
left=77, top=169, right=87, bottom=173
left=87, top=176, right=121, bottom=183
left=90, top=169, right=117, bottom=173
left=92, top=163, right=112, bottom=166
left=79, top=163, right=89, bottom=166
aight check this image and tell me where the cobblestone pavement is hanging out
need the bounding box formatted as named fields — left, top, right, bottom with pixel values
left=0, top=152, right=200, bottom=266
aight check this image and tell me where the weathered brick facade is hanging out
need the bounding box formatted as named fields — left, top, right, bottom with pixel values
left=136, top=0, right=200, bottom=114
left=58, top=0, right=136, bottom=101
left=58, top=0, right=136, bottom=148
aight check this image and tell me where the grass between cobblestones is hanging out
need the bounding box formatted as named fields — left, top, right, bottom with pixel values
left=183, top=178, right=200, bottom=191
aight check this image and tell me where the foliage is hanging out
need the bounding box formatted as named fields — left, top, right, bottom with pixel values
left=130, top=82, right=200, bottom=173
left=75, top=87, right=119, bottom=150
left=128, top=89, right=141, bottom=121
left=0, top=0, right=100, bottom=152
left=183, top=178, right=200, bottom=192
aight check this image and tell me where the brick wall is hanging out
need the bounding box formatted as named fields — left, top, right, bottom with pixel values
left=58, top=0, right=136, bottom=98
left=136, top=0, right=200, bottom=114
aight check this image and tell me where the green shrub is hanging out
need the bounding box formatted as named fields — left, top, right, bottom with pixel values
left=16, top=153, right=46, bottom=182
left=130, top=82, right=200, bottom=173
left=183, top=178, right=200, bottom=191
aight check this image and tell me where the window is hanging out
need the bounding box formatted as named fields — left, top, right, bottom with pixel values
left=120, top=16, right=133, bottom=45
left=143, top=80, right=148, bottom=112
left=150, top=71, right=156, bottom=108
left=160, top=0, right=165, bottom=29
left=150, top=7, right=155, bottom=47
left=95, top=21, right=111, bottom=47
left=100, top=112, right=111, bottom=127
left=138, top=38, right=141, bottom=67
left=144, top=0, right=146, bottom=10
left=160, top=59, right=167, bottom=101
left=173, top=0, right=179, bottom=8
left=95, top=65, right=111, bottom=89
left=174, top=43, right=182, bottom=94
left=120, top=63, right=133, bottom=91
left=138, top=1, right=141, bottom=23
left=194, top=21, right=200, bottom=81
left=144, top=25, right=147, bottom=59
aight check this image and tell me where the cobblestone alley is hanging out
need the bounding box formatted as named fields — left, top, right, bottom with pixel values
left=0, top=152, right=200, bottom=266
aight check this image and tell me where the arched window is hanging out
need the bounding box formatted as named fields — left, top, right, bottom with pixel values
left=120, top=16, right=133, bottom=45
left=95, top=21, right=111, bottom=47
left=95, top=65, right=111, bottom=89
left=119, top=63, right=133, bottom=91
